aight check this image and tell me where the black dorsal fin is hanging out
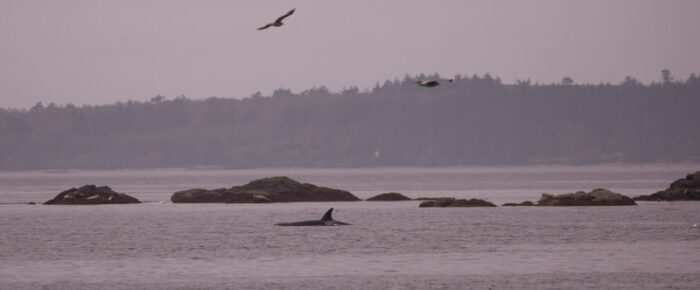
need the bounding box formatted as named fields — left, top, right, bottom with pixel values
left=321, top=208, right=334, bottom=221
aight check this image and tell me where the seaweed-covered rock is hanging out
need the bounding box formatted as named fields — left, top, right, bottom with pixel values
left=502, top=201, right=535, bottom=206
left=44, top=185, right=141, bottom=205
left=171, top=176, right=360, bottom=203
left=634, top=171, right=700, bottom=201
left=537, top=189, right=636, bottom=206
left=419, top=197, right=496, bottom=208
left=366, top=192, right=412, bottom=201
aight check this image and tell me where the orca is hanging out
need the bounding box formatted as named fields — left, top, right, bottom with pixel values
left=275, top=208, right=351, bottom=226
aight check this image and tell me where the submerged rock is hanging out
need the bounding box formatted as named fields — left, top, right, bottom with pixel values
left=171, top=176, right=360, bottom=203
left=419, top=197, right=496, bottom=208
left=366, top=192, right=412, bottom=201
left=537, top=188, right=636, bottom=206
left=502, top=201, right=535, bottom=206
left=44, top=185, right=141, bottom=205
left=634, top=171, right=700, bottom=201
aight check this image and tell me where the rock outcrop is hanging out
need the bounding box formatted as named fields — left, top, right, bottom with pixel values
left=44, top=185, right=141, bottom=205
left=366, top=192, right=412, bottom=201
left=419, top=197, right=496, bottom=208
left=537, top=188, right=636, bottom=206
left=171, top=176, right=360, bottom=203
left=634, top=171, right=700, bottom=201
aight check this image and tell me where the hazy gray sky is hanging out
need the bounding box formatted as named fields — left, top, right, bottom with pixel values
left=1, top=0, right=699, bottom=108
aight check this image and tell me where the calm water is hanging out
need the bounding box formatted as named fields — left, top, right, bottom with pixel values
left=1, top=165, right=699, bottom=289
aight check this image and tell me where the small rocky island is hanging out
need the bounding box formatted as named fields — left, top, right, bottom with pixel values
left=366, top=192, right=412, bottom=201
left=44, top=185, right=141, bottom=205
left=634, top=171, right=700, bottom=201
left=419, top=197, right=496, bottom=208
left=537, top=188, right=636, bottom=206
left=171, top=176, right=360, bottom=203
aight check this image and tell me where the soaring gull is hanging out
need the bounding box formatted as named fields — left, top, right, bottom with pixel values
left=415, top=79, right=454, bottom=87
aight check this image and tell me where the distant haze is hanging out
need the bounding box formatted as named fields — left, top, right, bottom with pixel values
left=1, top=0, right=699, bottom=109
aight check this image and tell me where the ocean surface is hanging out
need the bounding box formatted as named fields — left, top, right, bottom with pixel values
left=1, top=165, right=699, bottom=289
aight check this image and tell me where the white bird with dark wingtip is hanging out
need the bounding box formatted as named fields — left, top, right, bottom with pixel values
left=257, top=8, right=295, bottom=30
left=415, top=79, right=454, bottom=87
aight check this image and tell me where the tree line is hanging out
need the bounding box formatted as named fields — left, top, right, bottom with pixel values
left=1, top=71, right=699, bottom=170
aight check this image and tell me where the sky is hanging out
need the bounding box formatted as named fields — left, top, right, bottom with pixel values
left=1, top=0, right=699, bottom=109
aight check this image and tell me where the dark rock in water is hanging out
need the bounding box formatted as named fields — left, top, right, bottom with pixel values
left=537, top=188, right=636, bottom=206
left=634, top=171, right=700, bottom=201
left=366, top=192, right=412, bottom=201
left=419, top=197, right=496, bottom=208
left=502, top=201, right=535, bottom=206
left=169, top=188, right=229, bottom=203
left=44, top=185, right=141, bottom=205
left=171, top=176, right=360, bottom=203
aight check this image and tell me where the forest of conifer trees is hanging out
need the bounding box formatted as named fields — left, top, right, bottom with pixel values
left=1, top=72, right=699, bottom=170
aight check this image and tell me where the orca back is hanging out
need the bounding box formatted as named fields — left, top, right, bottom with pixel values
left=275, top=208, right=350, bottom=226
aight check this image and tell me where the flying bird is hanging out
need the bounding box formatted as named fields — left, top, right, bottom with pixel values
left=415, top=79, right=454, bottom=87
left=257, top=8, right=295, bottom=30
